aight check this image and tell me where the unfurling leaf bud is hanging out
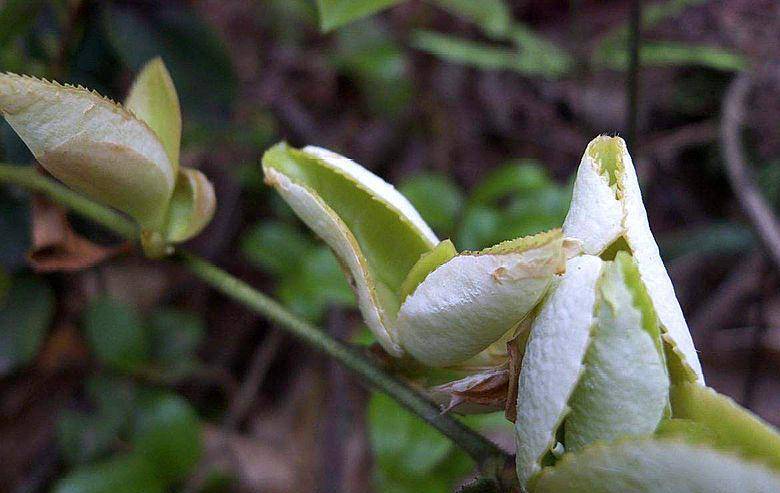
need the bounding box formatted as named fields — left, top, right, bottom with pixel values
left=0, top=59, right=216, bottom=257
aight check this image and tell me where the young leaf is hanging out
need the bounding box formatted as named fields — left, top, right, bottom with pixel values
left=262, top=143, right=437, bottom=355
left=562, top=135, right=703, bottom=383
left=670, top=382, right=780, bottom=470
left=514, top=254, right=603, bottom=488
left=564, top=253, right=669, bottom=450
left=316, top=0, right=404, bottom=32
left=125, top=57, right=182, bottom=167
left=0, top=73, right=175, bottom=230
left=163, top=167, right=216, bottom=243
left=395, top=229, right=566, bottom=367
left=532, top=439, right=780, bottom=493
left=399, top=239, right=457, bottom=303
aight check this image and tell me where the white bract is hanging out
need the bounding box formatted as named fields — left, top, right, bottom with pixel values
left=262, top=144, right=567, bottom=365
left=0, top=59, right=215, bottom=256
left=563, top=135, right=703, bottom=382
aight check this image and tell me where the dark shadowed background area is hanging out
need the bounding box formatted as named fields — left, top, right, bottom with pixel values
left=0, top=0, right=778, bottom=491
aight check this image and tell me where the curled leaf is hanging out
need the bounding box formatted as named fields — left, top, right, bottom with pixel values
left=163, top=168, right=216, bottom=243
left=395, top=229, right=566, bottom=367
left=562, top=135, right=703, bottom=383
left=514, top=254, right=603, bottom=488
left=262, top=143, right=437, bottom=356
left=430, top=366, right=509, bottom=413
left=533, top=438, right=780, bottom=493
left=0, top=73, right=175, bottom=230
left=563, top=252, right=669, bottom=450
left=125, top=57, right=182, bottom=167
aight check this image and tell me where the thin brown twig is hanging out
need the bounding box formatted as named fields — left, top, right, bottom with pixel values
left=721, top=72, right=780, bottom=271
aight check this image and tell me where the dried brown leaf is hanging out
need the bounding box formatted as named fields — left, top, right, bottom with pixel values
left=27, top=196, right=129, bottom=272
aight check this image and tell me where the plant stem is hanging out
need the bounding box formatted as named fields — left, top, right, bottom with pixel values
left=0, top=164, right=513, bottom=484
left=626, top=0, right=642, bottom=149
left=0, top=165, right=138, bottom=240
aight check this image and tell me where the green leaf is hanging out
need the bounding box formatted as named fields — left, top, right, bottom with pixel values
left=83, top=298, right=150, bottom=371
left=334, top=20, right=412, bottom=116
left=263, top=143, right=437, bottom=355
left=564, top=253, right=668, bottom=450
left=276, top=246, right=355, bottom=322
left=316, top=0, right=405, bottom=32
left=133, top=391, right=202, bottom=483
left=125, top=57, right=182, bottom=167
left=659, top=222, right=755, bottom=260
left=369, top=392, right=473, bottom=493
left=411, top=30, right=571, bottom=78
left=670, top=383, right=780, bottom=470
left=0, top=276, right=54, bottom=374
left=240, top=220, right=314, bottom=276
left=430, top=0, right=511, bottom=37
left=53, top=453, right=165, bottom=493
left=398, top=172, right=465, bottom=234
left=597, top=42, right=746, bottom=72
left=470, top=161, right=552, bottom=206
left=148, top=308, right=205, bottom=365
left=456, top=205, right=503, bottom=250
left=533, top=438, right=780, bottom=493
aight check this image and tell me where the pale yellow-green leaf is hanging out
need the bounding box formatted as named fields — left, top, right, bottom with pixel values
left=163, top=167, right=216, bottom=243
left=0, top=73, right=174, bottom=230
left=262, top=143, right=437, bottom=356
left=533, top=438, right=780, bottom=493
left=562, top=135, right=703, bottom=383
left=395, top=229, right=566, bottom=367
left=564, top=253, right=668, bottom=450
left=399, top=239, right=457, bottom=303
left=125, top=57, right=182, bottom=168
left=514, top=254, right=603, bottom=488
left=670, top=382, right=780, bottom=470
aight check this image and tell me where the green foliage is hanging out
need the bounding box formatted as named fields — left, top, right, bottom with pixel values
left=0, top=0, right=45, bottom=50
left=241, top=219, right=355, bottom=322
left=593, top=0, right=745, bottom=72
left=430, top=0, right=512, bottom=38
left=398, top=173, right=465, bottom=234
left=132, top=391, right=203, bottom=483
left=57, top=376, right=137, bottom=465
left=53, top=453, right=166, bottom=493
left=369, top=392, right=512, bottom=492
left=55, top=382, right=203, bottom=492
left=411, top=30, right=571, bottom=78
left=334, top=20, right=413, bottom=116
left=102, top=2, right=237, bottom=127
left=316, top=0, right=405, bottom=32
left=84, top=298, right=150, bottom=372
left=0, top=275, right=54, bottom=374
left=148, top=308, right=206, bottom=375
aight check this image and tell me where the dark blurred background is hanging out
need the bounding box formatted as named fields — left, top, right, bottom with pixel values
left=0, top=0, right=778, bottom=491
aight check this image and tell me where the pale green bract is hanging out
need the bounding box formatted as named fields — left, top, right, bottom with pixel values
left=0, top=59, right=216, bottom=256
left=533, top=438, right=780, bottom=493
left=262, top=143, right=568, bottom=366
